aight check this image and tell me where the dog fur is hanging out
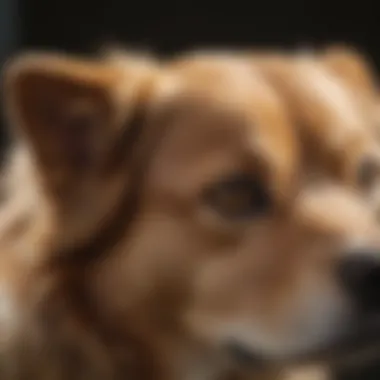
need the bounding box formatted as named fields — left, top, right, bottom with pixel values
left=0, top=45, right=379, bottom=380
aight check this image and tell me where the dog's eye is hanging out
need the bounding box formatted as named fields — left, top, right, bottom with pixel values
left=358, top=158, right=379, bottom=191
left=203, top=175, right=271, bottom=220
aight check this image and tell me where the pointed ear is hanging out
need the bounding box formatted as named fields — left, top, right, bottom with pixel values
left=320, top=44, right=378, bottom=96
left=321, top=45, right=380, bottom=143
left=3, top=52, right=151, bottom=199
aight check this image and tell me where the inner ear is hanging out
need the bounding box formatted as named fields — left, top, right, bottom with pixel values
left=5, top=54, right=121, bottom=174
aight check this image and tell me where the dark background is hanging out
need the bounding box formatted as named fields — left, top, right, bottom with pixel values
left=18, top=0, right=380, bottom=60
left=3, top=0, right=380, bottom=377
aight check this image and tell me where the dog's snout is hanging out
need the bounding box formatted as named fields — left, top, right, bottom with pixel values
left=338, top=251, right=380, bottom=311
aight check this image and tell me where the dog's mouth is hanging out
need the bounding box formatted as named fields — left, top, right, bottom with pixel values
left=224, top=314, right=380, bottom=370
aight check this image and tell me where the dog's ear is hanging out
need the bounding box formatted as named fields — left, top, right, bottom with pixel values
left=321, top=45, right=380, bottom=145
left=3, top=53, right=153, bottom=201
left=252, top=52, right=380, bottom=184
left=321, top=45, right=378, bottom=97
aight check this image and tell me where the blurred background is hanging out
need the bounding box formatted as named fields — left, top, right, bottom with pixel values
left=0, top=0, right=379, bottom=378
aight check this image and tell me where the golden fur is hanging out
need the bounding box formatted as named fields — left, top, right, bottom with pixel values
left=0, top=45, right=379, bottom=380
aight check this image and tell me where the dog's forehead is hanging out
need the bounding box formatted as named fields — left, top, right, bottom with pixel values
left=146, top=57, right=300, bottom=197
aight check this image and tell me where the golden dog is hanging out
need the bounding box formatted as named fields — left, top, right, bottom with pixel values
left=0, top=46, right=380, bottom=380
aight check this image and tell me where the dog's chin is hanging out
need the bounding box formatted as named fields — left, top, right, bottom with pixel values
left=224, top=315, right=380, bottom=370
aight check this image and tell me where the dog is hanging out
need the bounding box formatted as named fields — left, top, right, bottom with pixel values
left=0, top=46, right=380, bottom=379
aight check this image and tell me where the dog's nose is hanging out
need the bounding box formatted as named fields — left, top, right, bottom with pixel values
left=338, top=251, right=380, bottom=311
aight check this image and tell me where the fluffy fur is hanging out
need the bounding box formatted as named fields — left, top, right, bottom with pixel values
left=0, top=45, right=379, bottom=380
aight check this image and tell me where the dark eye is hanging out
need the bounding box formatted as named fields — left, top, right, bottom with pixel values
left=203, top=174, right=271, bottom=220
left=358, top=158, right=379, bottom=190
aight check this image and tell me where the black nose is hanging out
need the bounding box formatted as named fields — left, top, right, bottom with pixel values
left=338, top=252, right=380, bottom=312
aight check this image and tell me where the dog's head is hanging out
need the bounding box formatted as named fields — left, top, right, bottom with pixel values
left=2, top=48, right=380, bottom=377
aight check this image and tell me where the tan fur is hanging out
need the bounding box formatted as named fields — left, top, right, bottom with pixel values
left=0, top=46, right=380, bottom=380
